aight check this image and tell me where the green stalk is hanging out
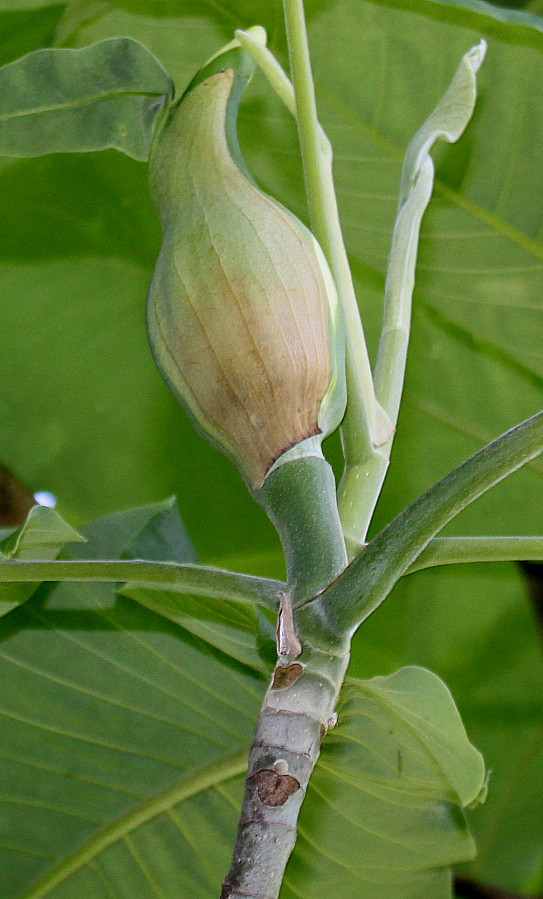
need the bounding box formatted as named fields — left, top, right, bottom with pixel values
left=221, top=456, right=349, bottom=898
left=304, top=411, right=543, bottom=637
left=408, top=535, right=543, bottom=573
left=257, top=455, right=347, bottom=603
left=282, top=0, right=384, bottom=466
left=0, top=560, right=284, bottom=611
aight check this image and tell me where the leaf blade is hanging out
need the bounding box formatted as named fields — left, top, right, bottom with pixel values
left=282, top=666, right=485, bottom=898
left=120, top=584, right=270, bottom=672
left=0, top=505, right=84, bottom=616
left=0, top=38, right=174, bottom=160
left=0, top=503, right=265, bottom=898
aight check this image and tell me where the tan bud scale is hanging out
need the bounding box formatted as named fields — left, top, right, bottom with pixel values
left=148, top=67, right=336, bottom=490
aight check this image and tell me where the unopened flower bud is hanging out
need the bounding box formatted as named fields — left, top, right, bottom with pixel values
left=147, top=34, right=345, bottom=491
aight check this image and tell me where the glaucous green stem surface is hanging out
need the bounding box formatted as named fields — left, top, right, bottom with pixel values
left=307, top=411, right=543, bottom=637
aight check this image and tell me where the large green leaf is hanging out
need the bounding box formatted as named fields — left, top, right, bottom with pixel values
left=120, top=583, right=271, bottom=672
left=348, top=562, right=543, bottom=892
left=0, top=502, right=266, bottom=898
left=0, top=38, right=173, bottom=160
left=283, top=667, right=485, bottom=898
left=0, top=511, right=484, bottom=899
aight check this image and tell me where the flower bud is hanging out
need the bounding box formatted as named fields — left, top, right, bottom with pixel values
left=147, top=35, right=345, bottom=491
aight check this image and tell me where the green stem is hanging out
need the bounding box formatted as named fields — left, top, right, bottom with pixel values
left=408, top=535, right=543, bottom=573
left=257, top=455, right=347, bottom=603
left=282, top=0, right=380, bottom=463
left=0, top=560, right=284, bottom=611
left=303, top=411, right=543, bottom=637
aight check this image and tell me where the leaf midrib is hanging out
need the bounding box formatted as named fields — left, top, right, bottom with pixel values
left=0, top=90, right=166, bottom=124
left=19, top=746, right=248, bottom=899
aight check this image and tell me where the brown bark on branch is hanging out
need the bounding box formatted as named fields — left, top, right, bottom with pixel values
left=221, top=640, right=349, bottom=898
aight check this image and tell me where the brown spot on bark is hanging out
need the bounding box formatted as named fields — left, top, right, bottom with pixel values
left=254, top=769, right=300, bottom=806
left=220, top=884, right=232, bottom=898
left=319, top=723, right=326, bottom=741
left=271, top=662, right=303, bottom=689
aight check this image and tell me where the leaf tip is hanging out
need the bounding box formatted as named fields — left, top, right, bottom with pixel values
left=466, top=39, right=487, bottom=74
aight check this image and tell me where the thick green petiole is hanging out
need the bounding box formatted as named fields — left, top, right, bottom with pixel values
left=408, top=535, right=543, bottom=573
left=305, top=411, right=543, bottom=638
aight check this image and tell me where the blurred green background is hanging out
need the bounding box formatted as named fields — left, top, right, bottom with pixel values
left=0, top=0, right=542, bottom=894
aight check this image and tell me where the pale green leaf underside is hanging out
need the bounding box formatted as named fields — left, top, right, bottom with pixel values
left=11, top=665, right=482, bottom=898
left=0, top=506, right=84, bottom=616
left=0, top=38, right=173, bottom=160
left=375, top=40, right=486, bottom=420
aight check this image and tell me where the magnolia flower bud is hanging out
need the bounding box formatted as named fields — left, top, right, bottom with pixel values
left=147, top=36, right=345, bottom=491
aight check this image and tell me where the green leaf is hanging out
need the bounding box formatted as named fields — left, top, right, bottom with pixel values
left=347, top=564, right=543, bottom=892
left=0, top=503, right=265, bottom=898
left=0, top=38, right=173, bottom=160
left=0, top=505, right=84, bottom=616
left=119, top=584, right=269, bottom=672
left=121, top=496, right=198, bottom=564
left=78, top=495, right=195, bottom=563
left=282, top=666, right=485, bottom=898
left=0, top=505, right=84, bottom=559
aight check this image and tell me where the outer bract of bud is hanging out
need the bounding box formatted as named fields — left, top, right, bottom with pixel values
left=147, top=38, right=345, bottom=492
